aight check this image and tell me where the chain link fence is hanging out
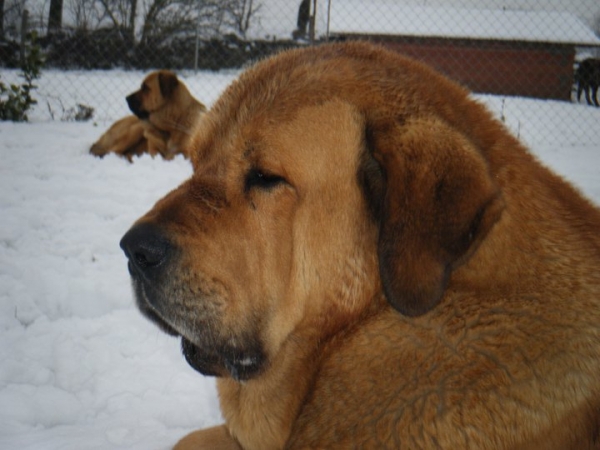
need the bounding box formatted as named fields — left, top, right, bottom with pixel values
left=1, top=0, right=600, bottom=135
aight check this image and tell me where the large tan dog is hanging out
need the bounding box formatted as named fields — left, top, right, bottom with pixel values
left=90, top=70, right=206, bottom=161
left=120, top=42, right=600, bottom=449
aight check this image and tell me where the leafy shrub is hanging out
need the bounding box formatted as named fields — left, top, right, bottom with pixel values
left=0, top=32, right=44, bottom=122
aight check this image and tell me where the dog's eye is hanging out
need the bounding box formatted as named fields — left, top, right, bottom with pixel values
left=245, top=169, right=286, bottom=192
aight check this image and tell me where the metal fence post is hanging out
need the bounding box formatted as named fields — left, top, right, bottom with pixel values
left=20, top=9, right=29, bottom=66
left=309, top=0, right=317, bottom=44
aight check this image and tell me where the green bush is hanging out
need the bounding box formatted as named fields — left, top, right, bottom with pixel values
left=0, top=32, right=44, bottom=122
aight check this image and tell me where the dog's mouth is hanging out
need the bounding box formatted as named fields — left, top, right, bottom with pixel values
left=134, top=110, right=149, bottom=120
left=127, top=264, right=266, bottom=382
left=180, top=337, right=265, bottom=382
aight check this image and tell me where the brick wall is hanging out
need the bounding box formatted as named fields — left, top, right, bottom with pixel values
left=341, top=35, right=575, bottom=101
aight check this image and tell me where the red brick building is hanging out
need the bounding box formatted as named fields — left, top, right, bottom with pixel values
left=327, top=4, right=600, bottom=101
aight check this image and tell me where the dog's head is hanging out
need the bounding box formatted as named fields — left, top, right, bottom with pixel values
left=126, top=70, right=180, bottom=120
left=120, top=42, right=504, bottom=381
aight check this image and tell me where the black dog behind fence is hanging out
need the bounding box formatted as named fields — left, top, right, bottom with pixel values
left=576, top=58, right=600, bottom=107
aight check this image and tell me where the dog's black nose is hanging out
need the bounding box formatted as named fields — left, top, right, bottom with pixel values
left=120, top=223, right=172, bottom=279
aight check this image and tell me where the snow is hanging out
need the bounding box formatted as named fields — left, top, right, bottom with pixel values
left=1, top=65, right=600, bottom=450
left=0, top=120, right=222, bottom=449
left=327, top=1, right=600, bottom=45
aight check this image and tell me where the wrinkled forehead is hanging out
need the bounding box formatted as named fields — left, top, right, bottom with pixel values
left=143, top=73, right=159, bottom=88
left=190, top=96, right=329, bottom=173
left=189, top=100, right=365, bottom=189
left=188, top=108, right=268, bottom=175
left=186, top=88, right=366, bottom=204
left=188, top=50, right=373, bottom=168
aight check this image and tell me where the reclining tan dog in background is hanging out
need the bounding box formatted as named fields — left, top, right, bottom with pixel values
left=90, top=70, right=206, bottom=161
left=120, top=42, right=600, bottom=449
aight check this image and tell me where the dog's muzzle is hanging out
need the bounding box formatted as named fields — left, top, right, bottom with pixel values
left=120, top=223, right=267, bottom=382
left=126, top=94, right=149, bottom=119
left=120, top=222, right=183, bottom=339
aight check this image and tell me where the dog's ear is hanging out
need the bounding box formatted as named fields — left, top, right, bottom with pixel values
left=158, top=71, right=179, bottom=98
left=365, top=117, right=504, bottom=317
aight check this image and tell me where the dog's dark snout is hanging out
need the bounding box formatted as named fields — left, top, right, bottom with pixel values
left=120, top=223, right=172, bottom=277
left=126, top=94, right=146, bottom=119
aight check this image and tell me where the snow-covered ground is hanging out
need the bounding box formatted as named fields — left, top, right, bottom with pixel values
left=0, top=67, right=599, bottom=450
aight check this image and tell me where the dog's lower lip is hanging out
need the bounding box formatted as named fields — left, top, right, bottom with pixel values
left=130, top=279, right=180, bottom=336
left=181, top=337, right=221, bottom=377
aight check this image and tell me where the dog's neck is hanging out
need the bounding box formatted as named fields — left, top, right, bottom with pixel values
left=217, top=294, right=385, bottom=450
left=217, top=339, right=315, bottom=450
left=149, top=87, right=204, bottom=133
